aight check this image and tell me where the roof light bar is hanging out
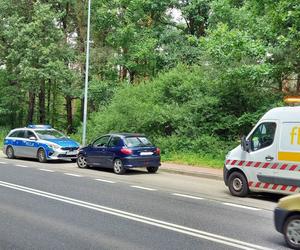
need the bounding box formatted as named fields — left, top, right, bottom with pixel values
left=27, top=124, right=52, bottom=129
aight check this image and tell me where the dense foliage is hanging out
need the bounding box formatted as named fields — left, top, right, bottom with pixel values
left=1, top=0, right=299, bottom=166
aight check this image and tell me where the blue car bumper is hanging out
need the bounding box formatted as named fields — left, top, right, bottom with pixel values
left=122, top=156, right=161, bottom=168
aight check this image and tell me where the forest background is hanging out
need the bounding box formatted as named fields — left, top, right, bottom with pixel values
left=0, top=0, right=299, bottom=167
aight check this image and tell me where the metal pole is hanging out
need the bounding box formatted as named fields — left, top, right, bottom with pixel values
left=82, top=0, right=91, bottom=145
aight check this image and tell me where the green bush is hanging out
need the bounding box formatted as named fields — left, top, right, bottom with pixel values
left=80, top=64, right=280, bottom=166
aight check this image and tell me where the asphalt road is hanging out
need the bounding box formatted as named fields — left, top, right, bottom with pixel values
left=0, top=157, right=289, bottom=250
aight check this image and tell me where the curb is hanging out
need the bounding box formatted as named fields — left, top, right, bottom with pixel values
left=159, top=168, right=223, bottom=180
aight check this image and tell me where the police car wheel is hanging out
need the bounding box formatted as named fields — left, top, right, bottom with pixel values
left=113, top=159, right=126, bottom=175
left=6, top=146, right=15, bottom=159
left=77, top=154, right=88, bottom=168
left=284, top=215, right=300, bottom=249
left=37, top=149, right=47, bottom=163
left=228, top=171, right=249, bottom=197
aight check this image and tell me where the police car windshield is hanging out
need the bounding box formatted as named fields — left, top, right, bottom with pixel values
left=35, top=130, right=67, bottom=140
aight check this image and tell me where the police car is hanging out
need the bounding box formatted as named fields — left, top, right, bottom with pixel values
left=3, top=125, right=80, bottom=162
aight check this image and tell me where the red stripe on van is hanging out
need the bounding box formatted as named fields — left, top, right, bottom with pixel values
left=262, top=163, right=270, bottom=168
left=248, top=181, right=253, bottom=187
left=281, top=185, right=287, bottom=191
left=290, top=186, right=298, bottom=192
left=231, top=160, right=237, bottom=165
left=255, top=182, right=261, bottom=188
left=272, top=184, right=279, bottom=190
left=238, top=161, right=245, bottom=166
left=271, top=163, right=278, bottom=169
left=254, top=162, right=261, bottom=168
left=226, top=160, right=230, bottom=165
left=280, top=164, right=288, bottom=170
left=246, top=161, right=253, bottom=167
left=263, top=183, right=270, bottom=189
left=289, top=165, right=297, bottom=171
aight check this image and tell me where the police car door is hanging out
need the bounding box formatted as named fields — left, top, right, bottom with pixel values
left=23, top=130, right=38, bottom=158
left=247, top=121, right=278, bottom=188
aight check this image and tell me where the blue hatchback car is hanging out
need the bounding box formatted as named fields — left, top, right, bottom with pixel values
left=77, top=133, right=161, bottom=174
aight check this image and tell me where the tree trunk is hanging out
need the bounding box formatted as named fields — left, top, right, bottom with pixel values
left=27, top=91, right=35, bottom=124
left=66, top=95, right=74, bottom=134
left=39, top=80, right=46, bottom=124
left=47, top=80, right=51, bottom=124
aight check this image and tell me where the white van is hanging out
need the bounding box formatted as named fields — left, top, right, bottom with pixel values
left=224, top=107, right=300, bottom=197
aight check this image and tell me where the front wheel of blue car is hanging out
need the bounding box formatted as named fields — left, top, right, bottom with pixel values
left=113, top=159, right=126, bottom=175
left=77, top=154, right=88, bottom=168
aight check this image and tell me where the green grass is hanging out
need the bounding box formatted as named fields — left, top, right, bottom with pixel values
left=161, top=152, right=225, bottom=169
left=0, top=129, right=9, bottom=148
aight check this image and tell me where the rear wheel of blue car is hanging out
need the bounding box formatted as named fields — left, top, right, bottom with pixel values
left=147, top=167, right=159, bottom=173
left=6, top=146, right=15, bottom=159
left=37, top=148, right=47, bottom=163
left=77, top=154, right=88, bottom=168
left=113, top=159, right=126, bottom=175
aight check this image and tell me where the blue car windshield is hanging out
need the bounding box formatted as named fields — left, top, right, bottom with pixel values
left=35, top=129, right=67, bottom=140
left=125, top=137, right=153, bottom=147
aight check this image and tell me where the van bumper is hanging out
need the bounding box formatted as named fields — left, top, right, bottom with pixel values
left=223, top=165, right=229, bottom=186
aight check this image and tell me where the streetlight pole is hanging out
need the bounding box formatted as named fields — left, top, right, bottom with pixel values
left=82, top=0, right=91, bottom=145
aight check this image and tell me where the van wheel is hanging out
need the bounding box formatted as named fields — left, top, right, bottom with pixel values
left=228, top=171, right=249, bottom=197
left=284, top=215, right=300, bottom=249
left=6, top=146, right=15, bottom=159
left=37, top=148, right=47, bottom=163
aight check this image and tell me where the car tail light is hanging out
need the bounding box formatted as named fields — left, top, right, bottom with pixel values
left=121, top=148, right=133, bottom=155
left=155, top=148, right=161, bottom=155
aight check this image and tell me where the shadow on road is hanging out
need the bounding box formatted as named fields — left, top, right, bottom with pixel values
left=86, top=166, right=150, bottom=176
left=248, top=192, right=285, bottom=203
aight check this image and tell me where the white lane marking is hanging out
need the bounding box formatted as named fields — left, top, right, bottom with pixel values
left=95, top=179, right=116, bottom=184
left=16, top=164, right=29, bottom=168
left=64, top=173, right=82, bottom=177
left=131, top=185, right=157, bottom=191
left=39, top=169, right=55, bottom=173
left=0, top=180, right=271, bottom=250
left=222, top=203, right=261, bottom=211
left=172, top=193, right=204, bottom=200
left=0, top=161, right=7, bottom=164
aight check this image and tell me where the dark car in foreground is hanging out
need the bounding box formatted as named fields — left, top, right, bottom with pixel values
left=77, top=133, right=161, bottom=174
left=274, top=193, right=300, bottom=249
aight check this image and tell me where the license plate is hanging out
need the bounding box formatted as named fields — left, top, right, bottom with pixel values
left=140, top=152, right=153, bottom=156
left=66, top=150, right=77, bottom=155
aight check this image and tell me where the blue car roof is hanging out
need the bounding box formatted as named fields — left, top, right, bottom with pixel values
left=108, top=133, right=146, bottom=137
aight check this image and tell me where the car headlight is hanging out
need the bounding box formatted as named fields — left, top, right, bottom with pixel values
left=49, top=144, right=60, bottom=150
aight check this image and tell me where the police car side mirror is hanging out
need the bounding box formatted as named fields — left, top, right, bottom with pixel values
left=29, top=136, right=37, bottom=141
left=241, top=136, right=251, bottom=152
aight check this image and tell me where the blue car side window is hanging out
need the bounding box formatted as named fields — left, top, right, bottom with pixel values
left=108, top=137, right=121, bottom=147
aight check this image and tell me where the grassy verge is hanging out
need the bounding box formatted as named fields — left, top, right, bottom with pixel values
left=0, top=129, right=9, bottom=148
left=161, top=152, right=225, bottom=169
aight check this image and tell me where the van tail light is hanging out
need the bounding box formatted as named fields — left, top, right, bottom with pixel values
left=155, top=148, right=161, bottom=155
left=121, top=148, right=133, bottom=155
